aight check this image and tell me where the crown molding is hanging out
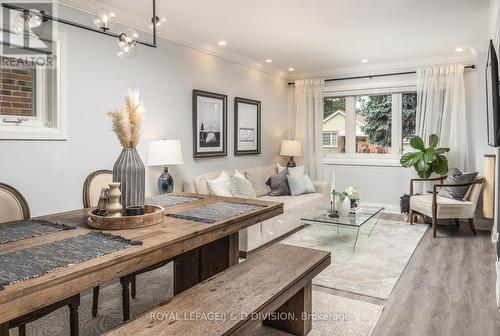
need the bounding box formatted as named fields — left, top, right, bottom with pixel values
left=288, top=52, right=479, bottom=81
left=54, top=0, right=288, bottom=79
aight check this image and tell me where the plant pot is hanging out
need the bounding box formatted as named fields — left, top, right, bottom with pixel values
left=336, top=197, right=351, bottom=217
left=113, top=147, right=145, bottom=208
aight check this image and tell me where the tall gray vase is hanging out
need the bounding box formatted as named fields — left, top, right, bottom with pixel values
left=113, top=147, right=145, bottom=208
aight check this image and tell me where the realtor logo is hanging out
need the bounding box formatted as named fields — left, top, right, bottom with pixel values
left=1, top=1, right=55, bottom=56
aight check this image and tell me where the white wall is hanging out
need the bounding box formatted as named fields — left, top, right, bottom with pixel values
left=0, top=8, right=288, bottom=217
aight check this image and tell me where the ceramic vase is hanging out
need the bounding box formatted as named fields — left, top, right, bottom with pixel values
left=107, top=182, right=123, bottom=217
left=113, top=147, right=145, bottom=208
left=336, top=197, right=351, bottom=217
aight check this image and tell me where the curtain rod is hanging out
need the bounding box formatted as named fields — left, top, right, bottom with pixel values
left=287, top=64, right=476, bottom=86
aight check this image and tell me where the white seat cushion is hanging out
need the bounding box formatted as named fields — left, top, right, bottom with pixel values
left=410, top=194, right=475, bottom=219
left=259, top=193, right=325, bottom=213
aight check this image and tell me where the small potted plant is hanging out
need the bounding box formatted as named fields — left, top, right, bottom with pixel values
left=345, top=186, right=360, bottom=208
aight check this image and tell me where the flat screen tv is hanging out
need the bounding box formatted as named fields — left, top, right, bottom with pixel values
left=486, top=40, right=500, bottom=147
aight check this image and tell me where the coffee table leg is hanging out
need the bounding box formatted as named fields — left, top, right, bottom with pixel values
left=368, top=210, right=384, bottom=237
left=352, top=228, right=360, bottom=253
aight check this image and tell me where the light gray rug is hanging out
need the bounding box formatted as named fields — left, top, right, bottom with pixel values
left=282, top=219, right=428, bottom=299
left=9, top=263, right=383, bottom=336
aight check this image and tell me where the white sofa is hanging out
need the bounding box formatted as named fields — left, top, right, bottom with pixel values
left=183, top=165, right=330, bottom=256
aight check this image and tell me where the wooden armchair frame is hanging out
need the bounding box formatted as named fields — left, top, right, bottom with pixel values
left=408, top=176, right=484, bottom=237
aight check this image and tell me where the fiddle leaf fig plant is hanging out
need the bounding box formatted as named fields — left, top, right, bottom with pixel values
left=400, top=134, right=450, bottom=178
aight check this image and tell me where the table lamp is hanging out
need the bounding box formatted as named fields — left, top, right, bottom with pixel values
left=280, top=140, right=302, bottom=168
left=147, top=140, right=183, bottom=193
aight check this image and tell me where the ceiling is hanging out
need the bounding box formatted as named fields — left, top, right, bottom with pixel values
left=64, top=0, right=491, bottom=78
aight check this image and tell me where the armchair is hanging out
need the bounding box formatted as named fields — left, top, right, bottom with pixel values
left=408, top=176, right=484, bottom=237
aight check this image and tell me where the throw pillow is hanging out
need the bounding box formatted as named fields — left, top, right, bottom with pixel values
left=266, top=169, right=291, bottom=196
left=231, top=170, right=257, bottom=199
left=245, top=165, right=277, bottom=197
left=277, top=163, right=305, bottom=177
left=438, top=168, right=478, bottom=200
left=287, top=174, right=316, bottom=196
left=207, top=171, right=232, bottom=197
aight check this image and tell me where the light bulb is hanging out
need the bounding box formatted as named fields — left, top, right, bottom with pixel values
left=149, top=15, right=167, bottom=32
left=93, top=9, right=116, bottom=31
left=117, top=29, right=139, bottom=60
left=13, top=9, right=43, bottom=34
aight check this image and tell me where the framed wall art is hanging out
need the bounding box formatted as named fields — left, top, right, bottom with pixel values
left=234, top=97, right=261, bottom=155
left=192, top=90, right=228, bottom=158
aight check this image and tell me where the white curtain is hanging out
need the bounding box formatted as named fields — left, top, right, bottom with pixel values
left=293, top=79, right=324, bottom=180
left=416, top=64, right=471, bottom=171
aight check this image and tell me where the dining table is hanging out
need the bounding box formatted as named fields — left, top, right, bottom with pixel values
left=0, top=193, right=283, bottom=335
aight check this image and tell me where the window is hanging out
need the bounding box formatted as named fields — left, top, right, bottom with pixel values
left=323, top=89, right=417, bottom=163
left=355, top=94, right=392, bottom=154
left=323, top=132, right=338, bottom=147
left=0, top=38, right=67, bottom=140
left=322, top=97, right=346, bottom=154
left=402, top=92, right=417, bottom=153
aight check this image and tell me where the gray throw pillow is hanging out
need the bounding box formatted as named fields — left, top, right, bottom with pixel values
left=266, top=169, right=291, bottom=196
left=438, top=168, right=478, bottom=200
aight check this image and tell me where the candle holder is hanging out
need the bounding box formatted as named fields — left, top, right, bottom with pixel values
left=329, top=191, right=339, bottom=218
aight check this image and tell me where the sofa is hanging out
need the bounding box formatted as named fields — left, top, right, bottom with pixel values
left=183, top=164, right=330, bottom=256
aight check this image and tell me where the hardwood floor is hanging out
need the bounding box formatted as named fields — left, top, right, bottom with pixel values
left=314, top=214, right=500, bottom=336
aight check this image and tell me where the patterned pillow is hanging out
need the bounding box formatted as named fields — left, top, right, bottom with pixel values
left=245, top=165, right=277, bottom=197
left=266, top=169, right=291, bottom=196
left=287, top=174, right=316, bottom=196
left=231, top=170, right=257, bottom=199
left=207, top=172, right=232, bottom=197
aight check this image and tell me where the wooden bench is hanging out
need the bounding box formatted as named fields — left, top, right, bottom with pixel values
left=105, top=243, right=330, bottom=336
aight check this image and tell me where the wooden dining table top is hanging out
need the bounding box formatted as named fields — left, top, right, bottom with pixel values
left=0, top=193, right=283, bottom=324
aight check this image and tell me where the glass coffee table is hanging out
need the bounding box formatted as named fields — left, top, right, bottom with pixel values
left=301, top=206, right=385, bottom=252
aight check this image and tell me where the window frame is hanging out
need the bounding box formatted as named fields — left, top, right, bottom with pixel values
left=322, top=131, right=338, bottom=148
left=0, top=34, right=68, bottom=141
left=323, top=83, right=416, bottom=166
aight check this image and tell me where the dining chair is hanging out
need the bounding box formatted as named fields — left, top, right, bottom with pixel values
left=408, top=175, right=484, bottom=237
left=0, top=182, right=80, bottom=336
left=83, top=170, right=171, bottom=321
left=0, top=182, right=30, bottom=223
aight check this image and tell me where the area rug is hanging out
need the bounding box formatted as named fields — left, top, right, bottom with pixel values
left=282, top=219, right=428, bottom=300
left=9, top=264, right=383, bottom=336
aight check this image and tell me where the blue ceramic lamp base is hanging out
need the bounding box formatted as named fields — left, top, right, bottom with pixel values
left=157, top=167, right=174, bottom=194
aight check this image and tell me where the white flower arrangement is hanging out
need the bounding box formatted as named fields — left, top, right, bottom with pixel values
left=345, top=186, right=360, bottom=201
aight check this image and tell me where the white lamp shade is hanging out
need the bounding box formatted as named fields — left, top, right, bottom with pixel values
left=280, top=140, right=302, bottom=157
left=147, top=140, right=184, bottom=166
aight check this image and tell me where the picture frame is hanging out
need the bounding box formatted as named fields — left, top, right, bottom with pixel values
left=192, top=90, right=228, bottom=158
left=234, top=97, right=261, bottom=155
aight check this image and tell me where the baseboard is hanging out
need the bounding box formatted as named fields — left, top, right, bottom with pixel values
left=239, top=224, right=307, bottom=259
left=496, top=261, right=500, bottom=308
left=361, top=202, right=400, bottom=214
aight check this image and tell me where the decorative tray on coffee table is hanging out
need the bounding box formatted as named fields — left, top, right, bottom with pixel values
left=87, top=205, right=165, bottom=230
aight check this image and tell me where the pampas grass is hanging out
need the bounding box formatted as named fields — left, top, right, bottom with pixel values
left=107, top=90, right=144, bottom=148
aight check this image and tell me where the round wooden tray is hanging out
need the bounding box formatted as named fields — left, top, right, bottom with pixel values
left=87, top=205, right=165, bottom=230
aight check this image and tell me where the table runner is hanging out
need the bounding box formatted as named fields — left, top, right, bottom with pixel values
left=0, top=220, right=75, bottom=245
left=0, top=231, right=142, bottom=290
left=168, top=201, right=266, bottom=224
left=145, top=194, right=201, bottom=208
